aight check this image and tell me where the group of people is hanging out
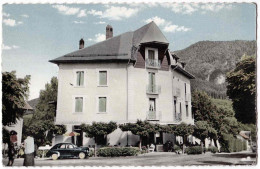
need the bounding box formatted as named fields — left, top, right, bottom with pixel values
left=7, top=130, right=35, bottom=166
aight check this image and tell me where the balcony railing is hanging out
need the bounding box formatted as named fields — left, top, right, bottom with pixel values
left=173, top=87, right=181, bottom=97
left=174, top=113, right=182, bottom=123
left=185, top=93, right=191, bottom=101
left=146, top=85, right=161, bottom=94
left=145, top=59, right=161, bottom=69
left=146, top=111, right=161, bottom=121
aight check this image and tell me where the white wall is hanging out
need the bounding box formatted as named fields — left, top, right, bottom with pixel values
left=5, top=118, right=23, bottom=145
left=56, top=63, right=128, bottom=125
left=54, top=62, right=194, bottom=145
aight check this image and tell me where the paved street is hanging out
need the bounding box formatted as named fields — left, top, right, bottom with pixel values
left=2, top=151, right=256, bottom=166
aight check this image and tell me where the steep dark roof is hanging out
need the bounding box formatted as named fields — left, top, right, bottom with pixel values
left=50, top=22, right=169, bottom=64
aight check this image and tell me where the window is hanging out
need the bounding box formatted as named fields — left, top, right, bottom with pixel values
left=76, top=71, right=84, bottom=86
left=148, top=72, right=155, bottom=86
left=99, top=71, right=107, bottom=86
left=174, top=97, right=177, bottom=117
left=186, top=104, right=189, bottom=117
left=149, top=98, right=156, bottom=112
left=180, top=102, right=182, bottom=114
left=67, top=145, right=74, bottom=149
left=75, top=97, right=83, bottom=113
left=148, top=50, right=155, bottom=60
left=184, top=83, right=187, bottom=94
left=60, top=144, right=66, bottom=149
left=99, top=97, right=107, bottom=113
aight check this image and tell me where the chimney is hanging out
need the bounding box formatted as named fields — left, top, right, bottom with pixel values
left=106, top=25, right=113, bottom=39
left=79, top=38, right=84, bottom=49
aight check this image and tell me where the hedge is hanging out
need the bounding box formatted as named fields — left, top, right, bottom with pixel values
left=97, top=147, right=140, bottom=157
left=185, top=146, right=202, bottom=155
left=207, top=146, right=218, bottom=153
left=220, top=134, right=247, bottom=152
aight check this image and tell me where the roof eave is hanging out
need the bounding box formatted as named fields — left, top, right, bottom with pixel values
left=171, top=65, right=195, bottom=79
left=49, top=58, right=130, bottom=64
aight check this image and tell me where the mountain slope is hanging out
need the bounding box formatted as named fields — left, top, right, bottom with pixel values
left=174, top=40, right=256, bottom=98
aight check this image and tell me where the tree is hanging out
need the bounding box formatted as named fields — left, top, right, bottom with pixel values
left=171, top=123, right=194, bottom=154
left=193, top=121, right=218, bottom=150
left=80, top=121, right=117, bottom=156
left=23, top=77, right=66, bottom=146
left=192, top=90, right=219, bottom=127
left=2, top=71, right=30, bottom=126
left=119, top=120, right=160, bottom=150
left=226, top=55, right=256, bottom=124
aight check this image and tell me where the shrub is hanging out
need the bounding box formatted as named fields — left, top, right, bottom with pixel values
left=207, top=146, right=218, bottom=153
left=174, top=145, right=181, bottom=153
left=97, top=147, right=140, bottom=157
left=37, top=150, right=49, bottom=158
left=185, top=146, right=202, bottom=155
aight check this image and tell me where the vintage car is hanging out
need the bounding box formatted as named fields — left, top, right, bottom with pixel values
left=46, top=143, right=89, bottom=160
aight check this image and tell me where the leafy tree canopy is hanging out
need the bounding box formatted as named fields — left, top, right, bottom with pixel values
left=226, top=55, right=256, bottom=124
left=23, top=77, right=66, bottom=146
left=2, top=71, right=30, bottom=126
left=81, top=121, right=117, bottom=138
left=171, top=123, right=194, bottom=138
left=119, top=120, right=160, bottom=138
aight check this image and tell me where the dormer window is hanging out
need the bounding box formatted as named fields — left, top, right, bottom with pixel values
left=148, top=50, right=155, bottom=60
left=145, top=47, right=160, bottom=69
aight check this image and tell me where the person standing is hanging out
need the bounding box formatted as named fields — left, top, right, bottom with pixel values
left=7, top=142, right=16, bottom=166
left=7, top=130, right=18, bottom=166
left=23, top=136, right=35, bottom=166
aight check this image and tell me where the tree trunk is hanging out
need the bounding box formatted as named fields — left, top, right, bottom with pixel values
left=139, top=137, right=142, bottom=151
left=94, top=137, right=97, bottom=157
left=202, top=139, right=206, bottom=153
left=213, top=139, right=219, bottom=152
left=182, top=136, right=186, bottom=154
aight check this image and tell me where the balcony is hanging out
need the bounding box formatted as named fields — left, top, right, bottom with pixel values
left=173, top=87, right=181, bottom=97
left=174, top=113, right=182, bottom=123
left=146, top=85, right=161, bottom=95
left=185, top=93, right=191, bottom=101
left=146, top=111, right=161, bottom=121
left=145, top=59, right=161, bottom=69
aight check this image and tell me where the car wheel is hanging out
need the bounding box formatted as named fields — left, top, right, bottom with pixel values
left=52, top=154, right=58, bottom=160
left=79, top=152, right=85, bottom=159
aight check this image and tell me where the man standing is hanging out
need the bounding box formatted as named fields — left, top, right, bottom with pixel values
left=23, top=136, right=35, bottom=166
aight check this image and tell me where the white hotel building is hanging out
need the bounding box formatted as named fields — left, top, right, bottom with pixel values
left=50, top=22, right=195, bottom=148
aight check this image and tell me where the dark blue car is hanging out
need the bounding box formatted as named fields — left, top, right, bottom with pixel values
left=46, top=143, right=89, bottom=160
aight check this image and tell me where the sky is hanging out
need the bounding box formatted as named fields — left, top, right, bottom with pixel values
left=1, top=3, right=256, bottom=100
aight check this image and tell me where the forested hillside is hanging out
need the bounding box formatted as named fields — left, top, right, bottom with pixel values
left=174, top=40, right=256, bottom=98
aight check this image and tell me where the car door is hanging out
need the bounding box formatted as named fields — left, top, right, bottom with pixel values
left=66, top=144, right=76, bottom=157
left=57, top=144, right=67, bottom=157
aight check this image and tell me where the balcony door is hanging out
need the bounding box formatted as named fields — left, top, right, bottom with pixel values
left=149, top=98, right=156, bottom=112
left=148, top=50, right=155, bottom=60
left=149, top=72, right=155, bottom=92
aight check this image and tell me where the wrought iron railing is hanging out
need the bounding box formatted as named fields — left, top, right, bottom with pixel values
left=174, top=113, right=182, bottom=123
left=146, top=111, right=161, bottom=121
left=146, top=85, right=161, bottom=94
left=145, top=59, right=161, bottom=69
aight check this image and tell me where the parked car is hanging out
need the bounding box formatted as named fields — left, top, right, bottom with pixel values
left=46, top=143, right=89, bottom=160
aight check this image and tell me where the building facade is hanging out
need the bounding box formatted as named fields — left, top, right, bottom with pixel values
left=50, top=22, right=195, bottom=147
